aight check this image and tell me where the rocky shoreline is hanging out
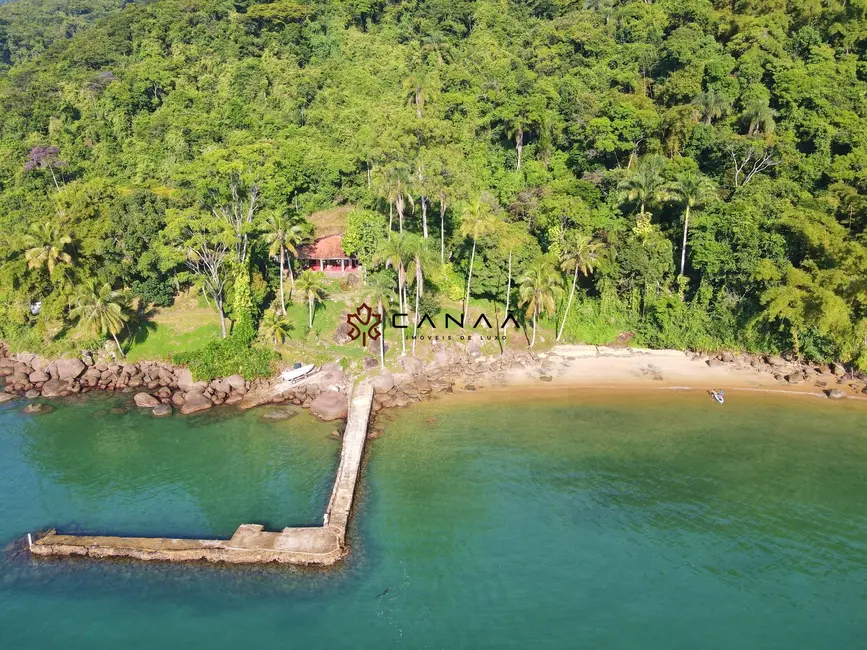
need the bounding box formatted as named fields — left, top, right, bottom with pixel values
left=3, top=340, right=866, bottom=423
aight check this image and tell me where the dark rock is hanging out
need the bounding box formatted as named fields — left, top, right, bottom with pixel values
left=719, top=351, right=735, bottom=363
left=539, top=375, right=553, bottom=382
left=362, top=356, right=379, bottom=370
left=464, top=384, right=477, bottom=392
left=785, top=373, right=805, bottom=384
left=825, top=389, right=846, bottom=400
left=765, top=355, right=788, bottom=368
left=706, top=358, right=725, bottom=368
left=310, top=390, right=348, bottom=421
left=152, top=404, right=173, bottom=417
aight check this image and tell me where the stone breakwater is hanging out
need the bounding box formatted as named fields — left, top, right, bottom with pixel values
left=28, top=382, right=375, bottom=566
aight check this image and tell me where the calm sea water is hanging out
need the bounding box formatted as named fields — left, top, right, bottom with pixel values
left=1, top=389, right=866, bottom=649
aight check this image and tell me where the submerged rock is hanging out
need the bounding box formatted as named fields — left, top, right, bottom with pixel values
left=0, top=393, right=15, bottom=404
left=261, top=406, right=300, bottom=421
left=22, top=403, right=54, bottom=415
left=152, top=404, right=173, bottom=417
left=825, top=389, right=846, bottom=400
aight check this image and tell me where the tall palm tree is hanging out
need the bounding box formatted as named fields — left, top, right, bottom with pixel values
left=68, top=280, right=130, bottom=357
left=556, top=232, right=602, bottom=342
left=743, top=99, right=777, bottom=136
left=668, top=171, right=717, bottom=277
left=262, top=212, right=308, bottom=313
left=497, top=224, right=528, bottom=335
left=294, top=270, right=327, bottom=328
left=258, top=309, right=293, bottom=344
left=366, top=273, right=399, bottom=369
left=616, top=157, right=670, bottom=225
left=375, top=233, right=414, bottom=354
left=23, top=221, right=73, bottom=275
left=459, top=198, right=498, bottom=324
left=406, top=235, right=437, bottom=354
left=518, top=259, right=564, bottom=348
left=692, top=89, right=729, bottom=125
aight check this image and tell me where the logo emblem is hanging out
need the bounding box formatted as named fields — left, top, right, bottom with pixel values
left=347, top=303, right=382, bottom=346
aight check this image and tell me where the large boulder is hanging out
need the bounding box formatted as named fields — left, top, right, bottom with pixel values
left=400, top=356, right=425, bottom=376
left=28, top=370, right=50, bottom=383
left=176, top=368, right=196, bottom=392
left=309, top=390, right=348, bottom=421
left=179, top=391, right=213, bottom=415
left=54, top=358, right=86, bottom=381
left=371, top=373, right=395, bottom=394
left=41, top=378, right=71, bottom=397
left=134, top=392, right=160, bottom=408
left=226, top=374, right=246, bottom=390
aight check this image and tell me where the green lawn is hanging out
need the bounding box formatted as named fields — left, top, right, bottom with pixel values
left=125, top=321, right=222, bottom=362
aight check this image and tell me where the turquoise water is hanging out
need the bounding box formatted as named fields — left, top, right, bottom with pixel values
left=1, top=389, right=867, bottom=648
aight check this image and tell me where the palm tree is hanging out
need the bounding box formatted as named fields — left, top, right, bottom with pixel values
left=743, top=99, right=777, bottom=136
left=459, top=198, right=498, bottom=324
left=68, top=280, right=130, bottom=357
left=556, top=232, right=602, bottom=342
left=616, top=157, right=670, bottom=224
left=668, top=171, right=717, bottom=277
left=262, top=212, right=308, bottom=313
left=518, top=259, right=564, bottom=349
left=258, top=309, right=293, bottom=345
left=497, top=224, right=528, bottom=335
left=406, top=235, right=437, bottom=354
left=692, top=89, right=729, bottom=125
left=294, top=270, right=327, bottom=328
left=23, top=221, right=73, bottom=275
left=375, top=233, right=414, bottom=353
left=366, top=273, right=399, bottom=369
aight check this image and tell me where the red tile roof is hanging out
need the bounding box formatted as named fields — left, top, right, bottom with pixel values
left=298, top=234, right=350, bottom=259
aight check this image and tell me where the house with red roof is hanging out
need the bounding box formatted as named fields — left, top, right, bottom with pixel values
left=296, top=206, right=359, bottom=274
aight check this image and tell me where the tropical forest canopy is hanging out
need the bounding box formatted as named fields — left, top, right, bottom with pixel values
left=1, top=0, right=867, bottom=367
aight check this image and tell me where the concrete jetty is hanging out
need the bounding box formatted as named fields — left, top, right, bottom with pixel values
left=30, top=382, right=375, bottom=566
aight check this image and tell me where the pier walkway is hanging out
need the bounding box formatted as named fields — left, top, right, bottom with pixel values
left=30, top=382, right=375, bottom=566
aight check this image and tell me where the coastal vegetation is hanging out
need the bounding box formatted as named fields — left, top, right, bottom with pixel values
left=1, top=0, right=867, bottom=377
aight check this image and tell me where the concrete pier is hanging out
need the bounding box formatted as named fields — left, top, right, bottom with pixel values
left=30, top=382, right=375, bottom=566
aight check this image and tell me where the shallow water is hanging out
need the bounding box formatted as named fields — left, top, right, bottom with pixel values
left=1, top=389, right=866, bottom=648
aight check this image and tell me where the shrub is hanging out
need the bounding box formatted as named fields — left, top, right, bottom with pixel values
left=173, top=334, right=277, bottom=381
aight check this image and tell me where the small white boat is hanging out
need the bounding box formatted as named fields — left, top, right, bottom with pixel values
left=711, top=389, right=725, bottom=404
left=281, top=364, right=315, bottom=383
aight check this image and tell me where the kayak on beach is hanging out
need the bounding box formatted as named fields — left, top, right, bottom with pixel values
left=710, top=389, right=725, bottom=404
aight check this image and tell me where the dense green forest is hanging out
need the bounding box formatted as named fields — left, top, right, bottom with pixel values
left=1, top=0, right=866, bottom=368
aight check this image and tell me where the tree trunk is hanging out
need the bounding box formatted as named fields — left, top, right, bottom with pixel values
left=515, top=128, right=523, bottom=170
left=530, top=310, right=537, bottom=348
left=308, top=294, right=314, bottom=328
left=279, top=246, right=287, bottom=315
left=439, top=196, right=446, bottom=263
left=396, top=195, right=404, bottom=233
left=401, top=284, right=407, bottom=355
left=557, top=265, right=580, bottom=342
left=462, top=236, right=477, bottom=325
left=388, top=201, right=393, bottom=234
left=287, top=257, right=295, bottom=300
left=421, top=196, right=428, bottom=238
left=679, top=204, right=691, bottom=278
left=504, top=249, right=512, bottom=334
left=412, top=279, right=420, bottom=355
left=379, top=301, right=386, bottom=369
left=217, top=299, right=227, bottom=338
left=112, top=333, right=125, bottom=358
